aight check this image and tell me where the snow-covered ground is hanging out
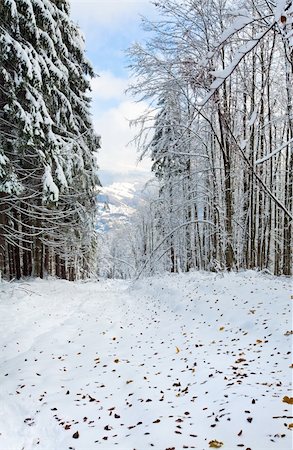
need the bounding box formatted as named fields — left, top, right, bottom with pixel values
left=0, top=271, right=292, bottom=450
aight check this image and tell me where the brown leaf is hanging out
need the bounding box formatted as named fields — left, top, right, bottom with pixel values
left=209, top=440, right=224, bottom=448
left=72, top=431, right=79, bottom=439
left=284, top=330, right=293, bottom=336
left=282, top=396, right=293, bottom=405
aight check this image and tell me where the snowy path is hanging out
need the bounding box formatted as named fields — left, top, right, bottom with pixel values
left=0, top=272, right=292, bottom=450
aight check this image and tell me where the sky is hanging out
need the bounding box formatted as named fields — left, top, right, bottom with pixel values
left=69, top=0, right=156, bottom=186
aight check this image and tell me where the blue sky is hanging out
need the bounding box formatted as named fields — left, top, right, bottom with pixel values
left=69, top=0, right=155, bottom=185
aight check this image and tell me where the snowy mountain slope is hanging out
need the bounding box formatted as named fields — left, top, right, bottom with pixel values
left=96, top=182, right=145, bottom=232
left=0, top=271, right=292, bottom=450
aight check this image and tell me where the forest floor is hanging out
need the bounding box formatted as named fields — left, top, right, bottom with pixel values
left=0, top=271, right=292, bottom=450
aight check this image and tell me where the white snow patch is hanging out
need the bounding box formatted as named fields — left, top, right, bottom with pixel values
left=0, top=272, right=291, bottom=449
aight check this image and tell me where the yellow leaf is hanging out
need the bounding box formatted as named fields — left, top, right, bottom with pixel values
left=219, top=327, right=225, bottom=331
left=288, top=423, right=293, bottom=429
left=256, top=339, right=263, bottom=344
left=209, top=440, right=224, bottom=448
left=176, top=346, right=180, bottom=354
left=282, top=396, right=293, bottom=405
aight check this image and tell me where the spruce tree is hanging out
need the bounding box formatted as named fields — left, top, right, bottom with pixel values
left=0, top=0, right=100, bottom=280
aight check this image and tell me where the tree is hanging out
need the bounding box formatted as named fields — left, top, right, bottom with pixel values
left=0, top=0, right=100, bottom=280
left=127, top=0, right=292, bottom=276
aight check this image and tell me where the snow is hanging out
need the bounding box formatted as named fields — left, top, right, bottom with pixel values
left=248, top=110, right=258, bottom=127
left=43, top=165, right=59, bottom=202
left=0, top=271, right=292, bottom=450
left=219, top=15, right=253, bottom=44
left=4, top=0, right=18, bottom=18
left=97, top=182, right=146, bottom=232
left=240, top=139, right=248, bottom=150
left=274, top=0, right=288, bottom=21
left=201, top=25, right=272, bottom=107
left=255, top=137, right=293, bottom=165
left=103, top=182, right=137, bottom=201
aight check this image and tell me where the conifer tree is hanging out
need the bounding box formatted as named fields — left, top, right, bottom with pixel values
left=0, top=0, right=100, bottom=280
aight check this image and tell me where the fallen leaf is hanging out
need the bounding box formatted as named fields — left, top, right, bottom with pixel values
left=114, top=359, right=119, bottom=364
left=282, top=396, right=293, bottom=405
left=219, top=327, right=225, bottom=331
left=288, top=423, right=293, bottom=429
left=176, top=347, right=180, bottom=354
left=209, top=440, right=224, bottom=448
left=284, top=330, right=293, bottom=336
left=72, top=431, right=79, bottom=439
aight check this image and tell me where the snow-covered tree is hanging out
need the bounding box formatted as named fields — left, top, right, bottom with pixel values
left=128, top=0, right=292, bottom=276
left=0, top=0, right=100, bottom=280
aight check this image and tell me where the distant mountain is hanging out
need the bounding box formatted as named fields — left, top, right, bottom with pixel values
left=96, top=181, right=145, bottom=232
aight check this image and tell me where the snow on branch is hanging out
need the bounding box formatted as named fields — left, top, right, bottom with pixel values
left=200, top=1, right=292, bottom=107
left=199, top=28, right=273, bottom=107
left=255, top=137, right=293, bottom=165
left=219, top=13, right=255, bottom=43
left=276, top=0, right=293, bottom=50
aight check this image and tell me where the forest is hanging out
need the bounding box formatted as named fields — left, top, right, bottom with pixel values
left=104, top=0, right=293, bottom=279
left=0, top=2, right=292, bottom=450
left=0, top=0, right=99, bottom=280
left=0, top=0, right=292, bottom=280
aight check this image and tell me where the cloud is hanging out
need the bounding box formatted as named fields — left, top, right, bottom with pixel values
left=68, top=1, right=156, bottom=185
left=94, top=99, right=152, bottom=175
left=91, top=71, right=128, bottom=101
left=70, top=0, right=153, bottom=26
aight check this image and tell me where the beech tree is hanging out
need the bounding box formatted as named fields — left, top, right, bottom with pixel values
left=127, top=0, right=292, bottom=277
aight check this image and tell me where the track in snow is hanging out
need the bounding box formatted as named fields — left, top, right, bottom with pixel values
left=0, top=272, right=292, bottom=450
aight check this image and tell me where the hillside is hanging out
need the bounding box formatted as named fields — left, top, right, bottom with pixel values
left=96, top=182, right=145, bottom=232
left=0, top=271, right=291, bottom=449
